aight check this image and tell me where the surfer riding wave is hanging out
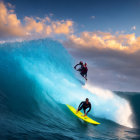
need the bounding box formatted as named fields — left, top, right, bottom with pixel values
left=76, top=98, right=91, bottom=117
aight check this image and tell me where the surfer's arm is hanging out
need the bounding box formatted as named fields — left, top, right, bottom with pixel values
left=74, top=63, right=80, bottom=69
left=86, top=103, right=91, bottom=114
left=78, top=101, right=84, bottom=109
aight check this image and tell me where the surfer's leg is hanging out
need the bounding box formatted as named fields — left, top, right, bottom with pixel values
left=83, top=109, right=86, bottom=114
left=80, top=73, right=84, bottom=77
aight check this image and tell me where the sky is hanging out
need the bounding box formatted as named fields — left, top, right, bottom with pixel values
left=0, top=0, right=140, bottom=91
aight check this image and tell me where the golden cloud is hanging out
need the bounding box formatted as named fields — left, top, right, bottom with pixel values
left=0, top=2, right=73, bottom=39
left=24, top=17, right=44, bottom=33
left=68, top=31, right=140, bottom=53
left=52, top=20, right=73, bottom=34
left=0, top=2, right=25, bottom=37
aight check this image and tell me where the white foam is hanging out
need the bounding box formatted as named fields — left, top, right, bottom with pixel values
left=83, top=82, right=134, bottom=128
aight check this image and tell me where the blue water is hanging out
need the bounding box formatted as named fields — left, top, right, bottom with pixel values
left=0, top=39, right=140, bottom=140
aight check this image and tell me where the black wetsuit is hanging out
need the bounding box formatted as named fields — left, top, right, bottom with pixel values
left=80, top=66, right=88, bottom=79
left=78, top=101, right=91, bottom=114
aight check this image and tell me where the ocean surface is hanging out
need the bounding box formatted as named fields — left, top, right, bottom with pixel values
left=0, top=39, right=140, bottom=140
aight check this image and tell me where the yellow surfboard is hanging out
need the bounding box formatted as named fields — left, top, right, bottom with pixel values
left=66, top=104, right=100, bottom=125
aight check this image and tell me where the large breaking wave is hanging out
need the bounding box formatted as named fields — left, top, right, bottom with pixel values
left=0, top=38, right=134, bottom=132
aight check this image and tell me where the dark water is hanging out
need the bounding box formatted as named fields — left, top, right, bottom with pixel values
left=0, top=39, right=140, bottom=140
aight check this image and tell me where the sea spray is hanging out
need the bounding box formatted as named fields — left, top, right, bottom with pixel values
left=83, top=83, right=133, bottom=128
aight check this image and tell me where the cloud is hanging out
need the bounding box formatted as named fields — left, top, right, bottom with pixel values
left=7, top=2, right=15, bottom=9
left=0, top=2, right=73, bottom=40
left=49, top=13, right=54, bottom=17
left=91, top=16, right=95, bottom=19
left=45, top=26, right=52, bottom=35
left=66, top=31, right=140, bottom=53
left=24, top=17, right=44, bottom=33
left=131, top=26, right=136, bottom=31
left=52, top=20, right=73, bottom=35
left=64, top=31, right=140, bottom=91
left=0, top=2, right=25, bottom=38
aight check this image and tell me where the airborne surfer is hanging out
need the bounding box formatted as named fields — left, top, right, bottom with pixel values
left=74, top=61, right=88, bottom=80
left=76, top=98, right=91, bottom=117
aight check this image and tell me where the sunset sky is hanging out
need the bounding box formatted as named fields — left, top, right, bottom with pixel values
left=1, top=0, right=140, bottom=91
